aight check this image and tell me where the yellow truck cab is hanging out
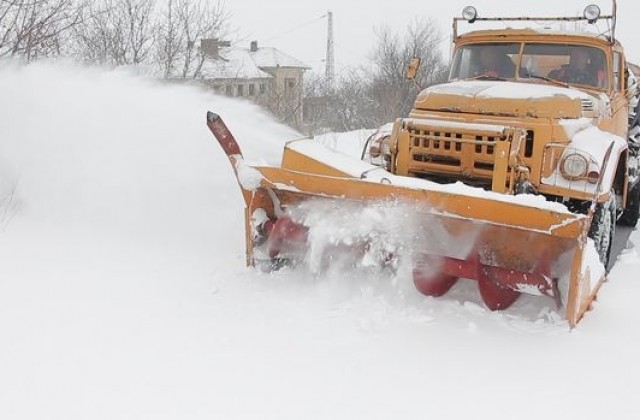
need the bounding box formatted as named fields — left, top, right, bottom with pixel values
left=382, top=3, right=640, bottom=268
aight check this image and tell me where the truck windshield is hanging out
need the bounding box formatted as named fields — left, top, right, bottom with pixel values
left=450, top=43, right=608, bottom=90
left=450, top=43, right=520, bottom=80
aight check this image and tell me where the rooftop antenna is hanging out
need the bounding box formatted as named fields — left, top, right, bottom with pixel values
left=325, top=10, right=335, bottom=93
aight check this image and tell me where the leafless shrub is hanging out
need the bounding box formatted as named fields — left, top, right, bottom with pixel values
left=0, top=0, right=86, bottom=61
left=304, top=18, right=449, bottom=134
left=368, top=18, right=449, bottom=124
left=156, top=0, right=229, bottom=78
left=71, top=0, right=156, bottom=66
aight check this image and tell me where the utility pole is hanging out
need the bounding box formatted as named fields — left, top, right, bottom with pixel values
left=325, top=11, right=335, bottom=93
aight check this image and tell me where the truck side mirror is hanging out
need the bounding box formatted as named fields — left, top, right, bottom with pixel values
left=406, top=58, right=421, bottom=80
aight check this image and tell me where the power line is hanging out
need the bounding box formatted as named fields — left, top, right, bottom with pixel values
left=264, top=14, right=327, bottom=42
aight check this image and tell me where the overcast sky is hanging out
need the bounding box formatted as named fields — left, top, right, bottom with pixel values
left=222, top=0, right=639, bottom=75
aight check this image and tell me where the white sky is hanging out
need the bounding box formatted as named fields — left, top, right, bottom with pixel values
left=223, top=0, right=639, bottom=75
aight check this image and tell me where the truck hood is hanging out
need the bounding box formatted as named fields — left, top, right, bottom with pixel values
left=414, top=81, right=598, bottom=119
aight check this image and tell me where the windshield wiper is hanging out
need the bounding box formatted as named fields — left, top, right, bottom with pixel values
left=522, top=73, right=570, bottom=88
left=466, top=74, right=507, bottom=82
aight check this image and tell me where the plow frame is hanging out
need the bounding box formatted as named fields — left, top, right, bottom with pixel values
left=207, top=111, right=606, bottom=327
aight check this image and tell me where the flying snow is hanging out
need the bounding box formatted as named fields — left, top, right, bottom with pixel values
left=1, top=61, right=640, bottom=420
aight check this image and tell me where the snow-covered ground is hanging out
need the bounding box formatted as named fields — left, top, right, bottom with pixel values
left=1, top=62, right=640, bottom=419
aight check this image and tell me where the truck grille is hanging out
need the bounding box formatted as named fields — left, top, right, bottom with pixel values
left=407, top=127, right=505, bottom=176
left=399, top=118, right=533, bottom=182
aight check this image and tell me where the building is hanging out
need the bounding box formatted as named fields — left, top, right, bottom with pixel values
left=199, top=39, right=310, bottom=128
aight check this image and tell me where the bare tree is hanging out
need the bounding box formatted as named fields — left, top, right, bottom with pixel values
left=305, top=69, right=376, bottom=133
left=368, top=18, right=449, bottom=123
left=333, top=69, right=378, bottom=131
left=156, top=0, right=228, bottom=79
left=72, top=0, right=156, bottom=66
left=187, top=18, right=443, bottom=133
left=0, top=0, right=86, bottom=61
left=155, top=0, right=180, bottom=77
left=302, top=72, right=332, bottom=133
left=304, top=19, right=448, bottom=134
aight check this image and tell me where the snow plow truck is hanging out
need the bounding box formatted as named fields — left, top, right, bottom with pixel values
left=208, top=1, right=640, bottom=327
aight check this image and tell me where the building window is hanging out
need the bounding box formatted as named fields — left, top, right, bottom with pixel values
left=225, top=85, right=232, bottom=96
left=237, top=84, right=244, bottom=96
left=260, top=83, right=266, bottom=94
left=249, top=84, right=255, bottom=96
left=285, top=78, right=296, bottom=91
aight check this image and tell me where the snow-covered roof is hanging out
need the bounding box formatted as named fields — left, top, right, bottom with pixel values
left=200, top=48, right=272, bottom=80
left=200, top=45, right=310, bottom=80
left=249, top=47, right=311, bottom=69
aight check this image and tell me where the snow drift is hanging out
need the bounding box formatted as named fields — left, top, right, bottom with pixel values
left=1, top=61, right=640, bottom=419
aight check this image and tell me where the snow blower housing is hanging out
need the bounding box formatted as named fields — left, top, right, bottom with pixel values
left=209, top=2, right=640, bottom=327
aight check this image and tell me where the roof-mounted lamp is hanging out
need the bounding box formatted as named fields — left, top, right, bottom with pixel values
left=583, top=4, right=601, bottom=24
left=462, top=6, right=478, bottom=24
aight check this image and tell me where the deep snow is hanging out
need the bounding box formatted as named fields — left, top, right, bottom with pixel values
left=1, top=62, right=640, bottom=419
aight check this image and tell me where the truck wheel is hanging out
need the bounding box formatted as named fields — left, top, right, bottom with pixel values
left=629, top=100, right=640, bottom=128
left=588, top=198, right=616, bottom=271
left=618, top=181, right=640, bottom=227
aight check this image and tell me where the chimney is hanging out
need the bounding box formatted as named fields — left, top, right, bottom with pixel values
left=250, top=40, right=258, bottom=53
left=201, top=38, right=220, bottom=59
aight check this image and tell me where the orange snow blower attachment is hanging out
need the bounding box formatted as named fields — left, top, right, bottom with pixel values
left=207, top=112, right=605, bottom=327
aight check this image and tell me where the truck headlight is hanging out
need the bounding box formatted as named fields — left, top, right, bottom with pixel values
left=561, top=153, right=589, bottom=180
left=369, top=135, right=391, bottom=159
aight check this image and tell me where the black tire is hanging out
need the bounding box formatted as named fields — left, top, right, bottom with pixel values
left=629, top=100, right=640, bottom=128
left=619, top=181, right=640, bottom=227
left=588, top=197, right=616, bottom=272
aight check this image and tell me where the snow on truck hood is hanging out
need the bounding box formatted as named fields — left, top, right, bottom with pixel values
left=414, top=80, right=596, bottom=119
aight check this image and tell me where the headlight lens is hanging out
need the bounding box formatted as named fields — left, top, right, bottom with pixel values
left=561, top=153, right=589, bottom=180
left=369, top=136, right=390, bottom=158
